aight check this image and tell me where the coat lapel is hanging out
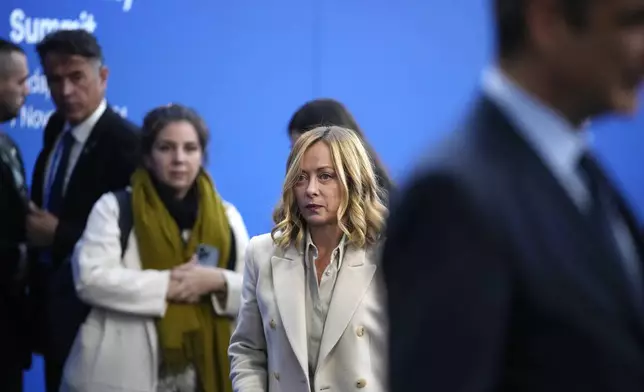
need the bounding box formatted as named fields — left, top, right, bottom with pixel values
left=316, top=246, right=376, bottom=371
left=33, top=113, right=65, bottom=207
left=477, top=96, right=644, bottom=336
left=271, top=245, right=308, bottom=375
left=63, top=109, right=110, bottom=201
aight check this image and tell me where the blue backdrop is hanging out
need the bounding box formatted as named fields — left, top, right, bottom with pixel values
left=1, top=1, right=642, bottom=390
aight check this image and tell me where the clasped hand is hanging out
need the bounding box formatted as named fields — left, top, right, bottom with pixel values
left=25, top=202, right=58, bottom=247
left=166, top=255, right=226, bottom=304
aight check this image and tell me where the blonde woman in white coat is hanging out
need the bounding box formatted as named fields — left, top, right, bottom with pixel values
left=61, top=104, right=249, bottom=392
left=229, top=126, right=389, bottom=392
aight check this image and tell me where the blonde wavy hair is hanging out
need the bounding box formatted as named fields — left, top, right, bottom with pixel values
left=271, top=126, right=387, bottom=249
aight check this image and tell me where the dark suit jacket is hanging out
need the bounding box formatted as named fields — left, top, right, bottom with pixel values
left=0, top=131, right=27, bottom=275
left=28, top=106, right=139, bottom=364
left=0, top=131, right=30, bottom=370
left=382, top=95, right=644, bottom=392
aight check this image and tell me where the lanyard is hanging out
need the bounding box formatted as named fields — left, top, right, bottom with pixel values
left=44, top=130, right=71, bottom=211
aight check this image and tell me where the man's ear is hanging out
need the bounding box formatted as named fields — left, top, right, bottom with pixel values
left=526, top=0, right=567, bottom=54
left=98, top=64, right=109, bottom=88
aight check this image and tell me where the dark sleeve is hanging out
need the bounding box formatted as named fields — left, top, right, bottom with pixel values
left=0, top=161, right=22, bottom=280
left=0, top=134, right=27, bottom=246
left=382, top=174, right=512, bottom=392
left=110, top=123, right=139, bottom=190
left=52, top=220, right=84, bottom=256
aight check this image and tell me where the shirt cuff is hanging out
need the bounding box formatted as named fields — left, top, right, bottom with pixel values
left=210, top=269, right=242, bottom=317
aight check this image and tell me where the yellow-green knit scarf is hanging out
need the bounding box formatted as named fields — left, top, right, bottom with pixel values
left=131, top=168, right=233, bottom=392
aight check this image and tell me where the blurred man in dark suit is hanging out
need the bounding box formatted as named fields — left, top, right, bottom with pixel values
left=26, top=29, right=139, bottom=392
left=383, top=0, right=644, bottom=391
left=0, top=38, right=30, bottom=392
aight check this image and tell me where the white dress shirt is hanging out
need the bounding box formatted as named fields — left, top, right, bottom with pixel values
left=482, top=66, right=642, bottom=296
left=44, top=99, right=107, bottom=198
left=482, top=67, right=591, bottom=209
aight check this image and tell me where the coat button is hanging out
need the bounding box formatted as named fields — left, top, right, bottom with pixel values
left=273, top=372, right=280, bottom=381
left=356, top=378, right=367, bottom=388
left=356, top=326, right=365, bottom=337
left=269, top=319, right=276, bottom=329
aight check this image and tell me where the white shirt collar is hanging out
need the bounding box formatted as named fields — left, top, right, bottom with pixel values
left=66, top=99, right=107, bottom=143
left=481, top=66, right=591, bottom=180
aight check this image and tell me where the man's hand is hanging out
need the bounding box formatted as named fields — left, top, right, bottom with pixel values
left=25, top=202, right=59, bottom=247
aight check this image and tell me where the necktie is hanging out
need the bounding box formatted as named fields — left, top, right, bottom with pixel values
left=578, top=152, right=642, bottom=302
left=47, top=130, right=75, bottom=215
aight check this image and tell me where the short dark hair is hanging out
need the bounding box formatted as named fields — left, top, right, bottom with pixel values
left=495, top=0, right=592, bottom=58
left=36, top=29, right=103, bottom=64
left=0, top=39, right=24, bottom=56
left=288, top=98, right=361, bottom=137
left=0, top=39, right=25, bottom=77
left=141, top=104, right=210, bottom=158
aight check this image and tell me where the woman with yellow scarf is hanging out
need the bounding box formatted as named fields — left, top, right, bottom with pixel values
left=60, top=104, right=249, bottom=392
